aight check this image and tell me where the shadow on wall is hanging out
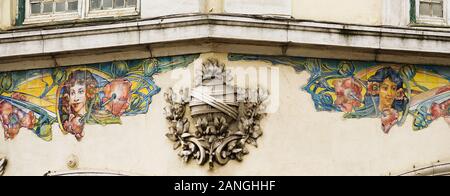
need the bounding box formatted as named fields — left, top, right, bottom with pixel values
left=0, top=155, right=6, bottom=176
left=398, top=161, right=450, bottom=176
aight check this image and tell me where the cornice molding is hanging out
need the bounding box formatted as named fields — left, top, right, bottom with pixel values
left=1, top=14, right=450, bottom=69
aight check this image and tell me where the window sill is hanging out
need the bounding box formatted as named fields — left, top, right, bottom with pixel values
left=23, top=8, right=140, bottom=26
left=409, top=22, right=450, bottom=28
left=18, top=15, right=140, bottom=30
left=86, top=8, right=139, bottom=19
left=24, top=13, right=81, bottom=25
left=413, top=17, right=448, bottom=26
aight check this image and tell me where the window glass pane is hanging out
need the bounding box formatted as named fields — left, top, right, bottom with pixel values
left=420, top=2, right=432, bottom=16
left=55, top=0, right=66, bottom=12
left=115, top=0, right=125, bottom=8
left=43, top=1, right=53, bottom=13
left=89, top=0, right=137, bottom=11
left=432, top=3, right=444, bottom=17
left=126, top=0, right=136, bottom=7
left=103, top=0, right=113, bottom=9
left=31, top=3, right=42, bottom=14
left=90, top=0, right=101, bottom=10
left=68, top=0, right=78, bottom=11
left=28, top=0, right=82, bottom=18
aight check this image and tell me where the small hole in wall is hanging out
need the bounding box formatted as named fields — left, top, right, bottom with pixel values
left=67, top=154, right=79, bottom=170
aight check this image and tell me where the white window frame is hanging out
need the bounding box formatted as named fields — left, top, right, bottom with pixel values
left=416, top=0, right=448, bottom=25
left=85, top=0, right=140, bottom=19
left=25, top=0, right=83, bottom=24
left=24, top=0, right=140, bottom=25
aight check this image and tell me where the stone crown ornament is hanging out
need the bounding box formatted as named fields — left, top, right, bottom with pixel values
left=164, top=58, right=269, bottom=169
left=0, top=155, right=6, bottom=176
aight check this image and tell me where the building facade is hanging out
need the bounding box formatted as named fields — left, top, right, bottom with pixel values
left=0, top=0, right=449, bottom=176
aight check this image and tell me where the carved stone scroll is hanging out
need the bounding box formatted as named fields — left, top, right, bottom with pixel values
left=0, top=156, right=7, bottom=176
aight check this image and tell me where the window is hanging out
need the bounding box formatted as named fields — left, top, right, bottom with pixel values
left=30, top=0, right=79, bottom=15
left=26, top=0, right=82, bottom=24
left=89, top=0, right=137, bottom=10
left=416, top=0, right=447, bottom=25
left=24, top=0, right=139, bottom=24
left=86, top=0, right=139, bottom=18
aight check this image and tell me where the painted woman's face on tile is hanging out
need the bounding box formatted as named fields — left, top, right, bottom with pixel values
left=379, top=78, right=397, bottom=111
left=69, top=83, right=87, bottom=115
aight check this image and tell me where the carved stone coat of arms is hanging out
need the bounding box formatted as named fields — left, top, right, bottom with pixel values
left=164, top=59, right=269, bottom=169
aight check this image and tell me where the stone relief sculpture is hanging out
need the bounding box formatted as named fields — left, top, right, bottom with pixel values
left=0, top=55, right=199, bottom=141
left=164, top=59, right=268, bottom=169
left=229, top=54, right=450, bottom=133
left=0, top=155, right=6, bottom=176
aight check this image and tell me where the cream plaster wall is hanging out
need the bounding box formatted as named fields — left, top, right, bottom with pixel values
left=382, top=0, right=409, bottom=27
left=292, top=0, right=383, bottom=25
left=223, top=0, right=292, bottom=16
left=0, top=53, right=449, bottom=176
left=204, top=0, right=224, bottom=13
left=140, top=0, right=202, bottom=19
left=0, top=0, right=15, bottom=30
